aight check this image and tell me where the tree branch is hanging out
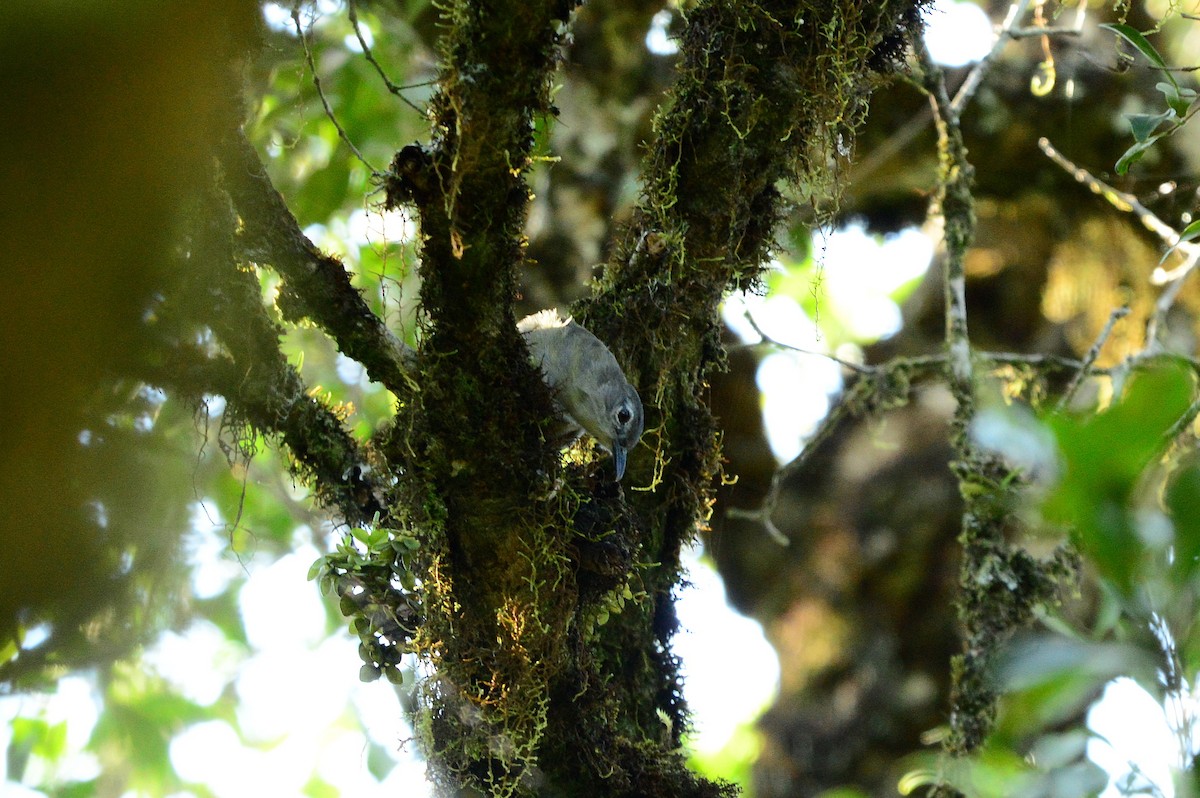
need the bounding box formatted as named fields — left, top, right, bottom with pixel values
left=919, top=37, right=1068, bottom=769
left=291, top=4, right=379, bottom=175
left=950, top=1, right=1085, bottom=116
left=1057, top=304, right=1130, bottom=411
left=144, top=343, right=386, bottom=528
left=375, top=1, right=607, bottom=794
left=1037, top=136, right=1199, bottom=265
left=1037, top=136, right=1200, bottom=351
left=220, top=131, right=414, bottom=392
left=161, top=175, right=389, bottom=529
left=728, top=353, right=947, bottom=546
left=920, top=46, right=976, bottom=412
left=346, top=0, right=427, bottom=115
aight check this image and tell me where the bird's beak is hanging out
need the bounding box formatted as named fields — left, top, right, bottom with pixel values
left=613, top=443, right=627, bottom=481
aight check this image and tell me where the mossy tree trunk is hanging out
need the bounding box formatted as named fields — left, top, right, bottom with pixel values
left=164, top=1, right=928, bottom=795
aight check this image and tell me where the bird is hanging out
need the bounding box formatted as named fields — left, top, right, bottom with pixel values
left=518, top=309, right=644, bottom=481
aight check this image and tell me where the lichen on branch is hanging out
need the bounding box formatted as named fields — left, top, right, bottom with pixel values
left=915, top=41, right=1075, bottom=766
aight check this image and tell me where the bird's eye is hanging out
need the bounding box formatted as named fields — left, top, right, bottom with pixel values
left=617, top=408, right=632, bottom=425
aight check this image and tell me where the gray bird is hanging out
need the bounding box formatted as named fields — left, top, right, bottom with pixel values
left=519, top=309, right=644, bottom=480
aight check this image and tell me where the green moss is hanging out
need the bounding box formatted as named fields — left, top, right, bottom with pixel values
left=378, top=0, right=933, bottom=794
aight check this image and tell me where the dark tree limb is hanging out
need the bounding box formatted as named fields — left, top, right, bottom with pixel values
left=362, top=1, right=937, bottom=795
left=154, top=173, right=389, bottom=529
left=378, top=1, right=599, bottom=795
left=220, top=130, right=413, bottom=393
left=149, top=345, right=387, bottom=529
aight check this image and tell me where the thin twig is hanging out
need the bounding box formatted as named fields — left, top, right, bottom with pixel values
left=945, top=0, right=1032, bottom=115
left=725, top=506, right=789, bottom=546
left=729, top=354, right=948, bottom=546
left=729, top=381, right=862, bottom=547
left=1038, top=137, right=1199, bottom=266
left=731, top=337, right=1200, bottom=547
left=222, top=131, right=414, bottom=389
left=1038, top=136, right=1200, bottom=349
left=347, top=0, right=427, bottom=116
left=985, top=351, right=1085, bottom=371
left=292, top=4, right=381, bottom=176
left=741, top=309, right=874, bottom=374
left=950, top=0, right=1029, bottom=116
left=1057, top=305, right=1130, bottom=411
left=950, top=1, right=1084, bottom=116
left=1007, top=24, right=1085, bottom=39
left=1148, top=247, right=1200, bottom=347
left=918, top=42, right=975, bottom=401
left=1153, top=246, right=1200, bottom=286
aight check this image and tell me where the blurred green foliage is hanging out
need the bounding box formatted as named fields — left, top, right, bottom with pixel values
left=905, top=362, right=1200, bottom=796
left=1, top=0, right=425, bottom=793
left=0, top=0, right=258, bottom=688
left=1043, top=364, right=1194, bottom=593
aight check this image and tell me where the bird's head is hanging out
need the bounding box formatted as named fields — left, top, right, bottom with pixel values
left=572, top=378, right=642, bottom=481
left=607, top=384, right=643, bottom=481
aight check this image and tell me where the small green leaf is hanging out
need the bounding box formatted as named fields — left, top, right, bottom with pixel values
left=1156, top=83, right=1193, bottom=117
left=302, top=775, right=340, bottom=798
left=0, top=636, right=17, bottom=665
left=1126, top=110, right=1174, bottom=142
left=306, top=557, right=324, bottom=581
left=384, top=665, right=405, bottom=685
left=359, top=663, right=381, bottom=682
left=1115, top=134, right=1163, bottom=175
left=366, top=738, right=399, bottom=778
left=1181, top=218, right=1200, bottom=243
left=1158, top=218, right=1200, bottom=262
left=1100, top=23, right=1176, bottom=87
left=1044, top=364, right=1194, bottom=590
left=995, top=636, right=1155, bottom=735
